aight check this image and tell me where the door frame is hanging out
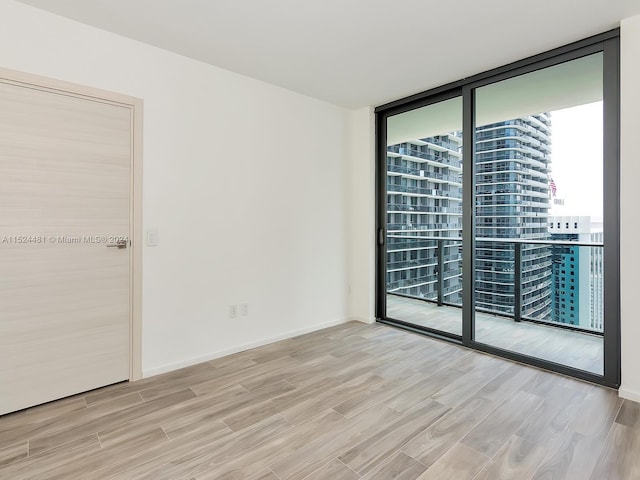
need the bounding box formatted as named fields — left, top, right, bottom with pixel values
left=0, top=66, right=144, bottom=381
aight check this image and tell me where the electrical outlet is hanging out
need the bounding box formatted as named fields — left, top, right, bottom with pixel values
left=229, top=305, right=237, bottom=318
left=240, top=303, right=249, bottom=317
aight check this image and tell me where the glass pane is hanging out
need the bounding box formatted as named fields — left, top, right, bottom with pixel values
left=385, top=97, right=463, bottom=336
left=473, top=53, right=604, bottom=374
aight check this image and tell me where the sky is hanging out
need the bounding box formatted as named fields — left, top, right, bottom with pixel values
left=547, top=101, right=603, bottom=221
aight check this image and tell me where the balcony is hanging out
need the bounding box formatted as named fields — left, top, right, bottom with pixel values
left=386, top=163, right=462, bottom=184
left=385, top=237, right=604, bottom=375
left=422, top=137, right=462, bottom=154
left=387, top=145, right=463, bottom=169
left=387, top=223, right=462, bottom=232
left=387, top=295, right=603, bottom=375
left=386, top=183, right=463, bottom=199
left=387, top=203, right=463, bottom=215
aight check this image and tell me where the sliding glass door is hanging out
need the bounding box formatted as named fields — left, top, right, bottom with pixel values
left=381, top=95, right=464, bottom=338
left=376, top=31, right=620, bottom=387
left=472, top=53, right=605, bottom=375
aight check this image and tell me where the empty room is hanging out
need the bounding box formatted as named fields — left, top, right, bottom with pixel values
left=1, top=0, right=640, bottom=479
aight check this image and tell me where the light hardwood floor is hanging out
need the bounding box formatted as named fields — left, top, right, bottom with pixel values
left=387, top=294, right=604, bottom=375
left=0, top=321, right=636, bottom=480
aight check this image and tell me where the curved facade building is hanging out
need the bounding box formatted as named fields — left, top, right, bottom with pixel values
left=386, top=114, right=553, bottom=321
left=386, top=133, right=463, bottom=305
left=475, top=115, right=553, bottom=320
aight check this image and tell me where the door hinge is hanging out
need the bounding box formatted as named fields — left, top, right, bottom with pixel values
left=378, top=228, right=385, bottom=246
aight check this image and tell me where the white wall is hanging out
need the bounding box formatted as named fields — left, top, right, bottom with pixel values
left=347, top=107, right=376, bottom=323
left=0, top=0, right=351, bottom=376
left=619, top=14, right=640, bottom=402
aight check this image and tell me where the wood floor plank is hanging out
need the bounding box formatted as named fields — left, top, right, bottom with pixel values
left=472, top=435, right=547, bottom=480
left=473, top=363, right=538, bottom=404
left=402, top=395, right=498, bottom=468
left=199, top=468, right=281, bottom=480
left=397, top=365, right=535, bottom=468
left=106, top=415, right=293, bottom=480
left=41, top=416, right=228, bottom=480
left=515, top=389, right=585, bottom=446
left=0, top=390, right=144, bottom=450
left=238, top=354, right=333, bottom=392
left=530, top=429, right=605, bottom=480
left=430, top=355, right=511, bottom=408
left=0, top=434, right=101, bottom=480
left=41, top=424, right=176, bottom=480
left=522, top=371, right=593, bottom=405
left=416, top=442, right=488, bottom=480
left=284, top=350, right=375, bottom=387
left=339, top=399, right=449, bottom=476
left=333, top=368, right=420, bottom=418
left=269, top=405, right=403, bottom=480
left=191, top=409, right=347, bottom=480
left=160, top=388, right=245, bottom=439
left=615, top=400, right=640, bottom=430
left=0, top=441, right=28, bottom=467
left=0, top=395, right=87, bottom=433
left=190, top=356, right=300, bottom=396
left=27, top=388, right=195, bottom=456
left=360, top=451, right=428, bottom=480
left=83, top=361, right=220, bottom=406
left=278, top=373, right=385, bottom=426
left=221, top=378, right=335, bottom=432
left=384, top=366, right=470, bottom=413
left=568, top=387, right=622, bottom=439
left=184, top=380, right=294, bottom=431
left=299, top=458, right=359, bottom=480
left=589, top=423, right=640, bottom=480
left=460, top=390, right=542, bottom=457
left=0, top=321, right=624, bottom=480
left=98, top=423, right=169, bottom=450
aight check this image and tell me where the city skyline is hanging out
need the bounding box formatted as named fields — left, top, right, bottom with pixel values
left=385, top=105, right=603, bottom=330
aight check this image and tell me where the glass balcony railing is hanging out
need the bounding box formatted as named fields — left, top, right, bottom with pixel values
left=387, top=203, right=463, bottom=214
left=386, top=163, right=462, bottom=183
left=386, top=183, right=463, bottom=198
left=385, top=236, right=604, bottom=333
left=422, top=137, right=462, bottom=152
left=387, top=223, right=462, bottom=231
left=387, top=145, right=463, bottom=168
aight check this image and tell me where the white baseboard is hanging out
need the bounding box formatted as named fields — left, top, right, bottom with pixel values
left=142, top=317, right=349, bottom=378
left=347, top=316, right=376, bottom=324
left=619, top=386, right=640, bottom=403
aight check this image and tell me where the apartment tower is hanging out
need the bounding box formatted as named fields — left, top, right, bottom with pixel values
left=386, top=115, right=553, bottom=320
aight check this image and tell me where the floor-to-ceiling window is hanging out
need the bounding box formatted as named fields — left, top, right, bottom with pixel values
left=376, top=31, right=620, bottom=387
left=383, top=95, right=464, bottom=338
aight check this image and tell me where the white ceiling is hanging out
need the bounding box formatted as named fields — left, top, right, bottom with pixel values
left=388, top=53, right=603, bottom=145
left=15, top=0, right=640, bottom=109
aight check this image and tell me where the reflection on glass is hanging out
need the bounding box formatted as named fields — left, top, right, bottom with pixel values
left=385, top=97, right=463, bottom=336
left=473, top=53, right=604, bottom=374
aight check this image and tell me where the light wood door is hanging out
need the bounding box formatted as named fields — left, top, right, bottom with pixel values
left=0, top=80, right=132, bottom=415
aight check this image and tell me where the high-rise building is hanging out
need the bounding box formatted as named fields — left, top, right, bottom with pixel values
left=474, top=115, right=553, bottom=320
left=386, top=115, right=553, bottom=320
left=590, top=230, right=604, bottom=331
left=549, top=216, right=592, bottom=328
left=386, top=134, right=463, bottom=304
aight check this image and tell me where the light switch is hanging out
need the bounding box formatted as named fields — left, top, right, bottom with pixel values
left=146, top=229, right=158, bottom=246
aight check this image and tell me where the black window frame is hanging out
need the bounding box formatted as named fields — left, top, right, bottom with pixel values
left=375, top=29, right=620, bottom=388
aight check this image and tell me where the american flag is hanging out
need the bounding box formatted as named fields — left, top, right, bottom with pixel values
left=549, top=177, right=557, bottom=197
